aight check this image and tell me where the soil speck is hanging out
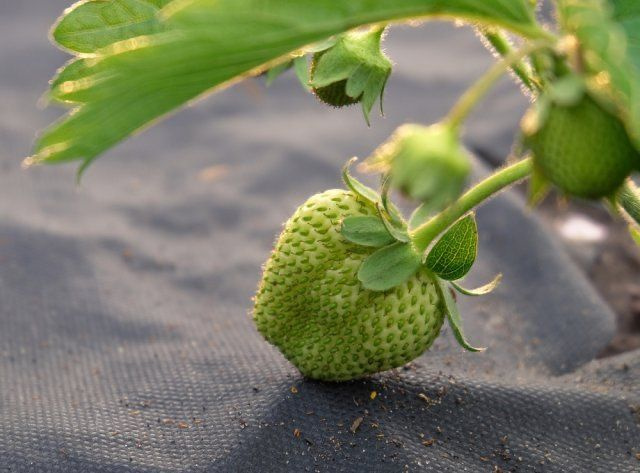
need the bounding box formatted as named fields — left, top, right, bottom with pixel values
left=350, top=416, right=364, bottom=434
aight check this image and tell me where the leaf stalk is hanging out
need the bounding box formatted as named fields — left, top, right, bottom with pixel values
left=445, top=40, right=553, bottom=130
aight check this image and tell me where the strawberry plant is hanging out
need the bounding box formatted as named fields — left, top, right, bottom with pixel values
left=30, top=0, right=640, bottom=381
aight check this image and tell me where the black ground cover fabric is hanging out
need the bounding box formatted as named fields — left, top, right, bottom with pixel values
left=1, top=2, right=639, bottom=471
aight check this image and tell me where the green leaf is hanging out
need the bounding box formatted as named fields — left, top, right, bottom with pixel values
left=450, top=274, right=502, bottom=296
left=610, top=1, right=640, bottom=70
left=358, top=242, right=421, bottom=291
left=53, top=0, right=173, bottom=53
left=617, top=180, right=640, bottom=226
left=520, top=94, right=549, bottom=136
left=342, top=158, right=380, bottom=207
left=616, top=180, right=640, bottom=247
left=435, top=278, right=485, bottom=352
left=341, top=216, right=395, bottom=247
left=34, top=0, right=542, bottom=169
left=425, top=214, right=478, bottom=280
left=50, top=58, right=93, bottom=104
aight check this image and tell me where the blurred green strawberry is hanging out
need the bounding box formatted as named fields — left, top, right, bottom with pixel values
left=364, top=123, right=470, bottom=207
left=253, top=189, right=444, bottom=381
left=523, top=93, right=640, bottom=199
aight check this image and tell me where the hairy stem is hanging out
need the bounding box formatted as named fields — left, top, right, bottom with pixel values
left=481, top=29, right=539, bottom=91
left=411, top=157, right=533, bottom=253
left=445, top=40, right=552, bottom=130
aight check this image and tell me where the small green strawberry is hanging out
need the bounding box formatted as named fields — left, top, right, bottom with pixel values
left=363, top=123, right=470, bottom=207
left=253, top=189, right=445, bottom=381
left=523, top=93, right=640, bottom=199
left=309, top=27, right=392, bottom=124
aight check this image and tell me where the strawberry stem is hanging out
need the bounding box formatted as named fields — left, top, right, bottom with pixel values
left=445, top=40, right=553, bottom=131
left=411, top=157, right=533, bottom=253
left=480, top=29, right=540, bottom=92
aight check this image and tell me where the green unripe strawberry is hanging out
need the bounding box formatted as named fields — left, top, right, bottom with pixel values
left=364, top=123, right=470, bottom=207
left=310, top=51, right=360, bottom=107
left=308, top=27, right=392, bottom=123
left=253, top=189, right=444, bottom=382
left=524, top=94, right=640, bottom=199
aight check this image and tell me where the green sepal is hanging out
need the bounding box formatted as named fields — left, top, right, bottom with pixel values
left=630, top=226, right=640, bottom=247
left=343, top=159, right=406, bottom=236
left=548, top=74, right=585, bottom=107
left=450, top=274, right=502, bottom=296
left=425, top=214, right=478, bottom=280
left=435, top=277, right=485, bottom=352
left=266, top=61, right=293, bottom=86
left=267, top=38, right=335, bottom=90
left=527, top=165, right=551, bottom=207
left=358, top=242, right=421, bottom=291
left=380, top=175, right=405, bottom=227
left=342, top=158, right=380, bottom=207
left=266, top=56, right=312, bottom=90
left=376, top=203, right=410, bottom=243
left=293, top=56, right=312, bottom=91
left=341, top=216, right=395, bottom=247
left=521, top=95, right=550, bottom=136
left=303, top=37, right=338, bottom=54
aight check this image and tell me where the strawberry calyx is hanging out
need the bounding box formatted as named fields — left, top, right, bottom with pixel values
left=341, top=158, right=411, bottom=250
left=309, top=26, right=392, bottom=124
left=363, top=123, right=471, bottom=208
left=341, top=158, right=501, bottom=352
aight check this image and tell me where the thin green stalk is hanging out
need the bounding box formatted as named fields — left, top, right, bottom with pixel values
left=411, top=157, right=533, bottom=253
left=481, top=29, right=538, bottom=91
left=445, top=40, right=552, bottom=130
